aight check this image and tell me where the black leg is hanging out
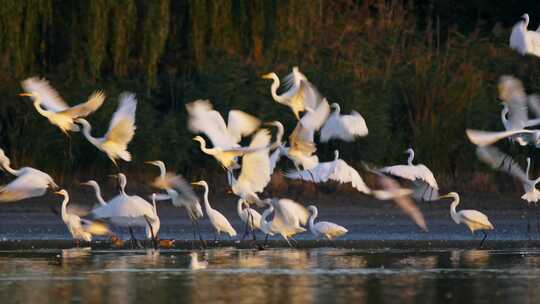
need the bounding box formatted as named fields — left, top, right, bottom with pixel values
left=478, top=231, right=488, bottom=249
left=195, top=220, right=206, bottom=249
left=144, top=216, right=158, bottom=250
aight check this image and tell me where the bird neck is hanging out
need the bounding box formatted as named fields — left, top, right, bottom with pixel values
left=309, top=208, right=318, bottom=235
left=269, top=73, right=285, bottom=103
left=524, top=15, right=530, bottom=28
left=196, top=139, right=215, bottom=155
left=236, top=200, right=244, bottom=217
left=91, top=183, right=106, bottom=206
left=202, top=184, right=212, bottom=212
left=333, top=103, right=341, bottom=115
left=0, top=160, right=20, bottom=176
left=450, top=196, right=460, bottom=224
left=32, top=100, right=52, bottom=118
left=157, top=163, right=166, bottom=178
left=260, top=205, right=273, bottom=232
left=501, top=107, right=509, bottom=129
left=526, top=158, right=531, bottom=179
left=407, top=150, right=415, bottom=165
left=79, top=120, right=100, bottom=147
left=60, top=193, right=69, bottom=221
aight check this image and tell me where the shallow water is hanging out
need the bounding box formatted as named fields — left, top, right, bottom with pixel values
left=1, top=247, right=539, bottom=303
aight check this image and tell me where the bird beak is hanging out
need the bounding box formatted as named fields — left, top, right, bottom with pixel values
left=108, top=174, right=118, bottom=179
left=54, top=190, right=62, bottom=195
left=438, top=194, right=450, bottom=200
left=227, top=189, right=233, bottom=194
left=191, top=182, right=200, bottom=186
left=261, top=73, right=272, bottom=79
left=18, top=93, right=32, bottom=97
left=145, top=161, right=156, bottom=165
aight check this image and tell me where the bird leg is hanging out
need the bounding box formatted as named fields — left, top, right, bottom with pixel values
left=284, top=236, right=294, bottom=248
left=527, top=204, right=531, bottom=239
left=263, top=234, right=269, bottom=247
left=248, top=207, right=257, bottom=241
left=144, top=216, right=158, bottom=250
left=213, top=231, right=218, bottom=243
left=128, top=227, right=142, bottom=249
left=193, top=220, right=206, bottom=249
left=478, top=231, right=488, bottom=249
left=65, top=134, right=74, bottom=160
left=536, top=205, right=540, bottom=237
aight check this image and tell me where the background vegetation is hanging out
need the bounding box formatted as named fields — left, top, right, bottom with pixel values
left=1, top=0, right=540, bottom=191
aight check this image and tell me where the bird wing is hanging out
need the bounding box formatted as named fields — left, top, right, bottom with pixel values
left=466, top=129, right=535, bottom=147
left=168, top=175, right=201, bottom=210
left=475, top=146, right=529, bottom=183
left=330, top=160, right=371, bottom=194
left=527, top=94, right=540, bottom=119
left=269, top=147, right=283, bottom=174
left=300, top=98, right=330, bottom=131
left=21, top=77, right=69, bottom=112
left=238, top=129, right=272, bottom=193
left=509, top=21, right=527, bottom=54
left=377, top=175, right=428, bottom=231
left=105, top=92, right=137, bottom=145
left=227, top=110, right=261, bottom=143
left=380, top=165, right=420, bottom=182
left=505, top=94, right=529, bottom=130
left=413, top=165, right=439, bottom=189
left=187, top=100, right=236, bottom=148
left=284, top=161, right=334, bottom=182
left=342, top=111, right=369, bottom=136
left=0, top=172, right=49, bottom=202
left=289, top=122, right=316, bottom=155
left=61, top=90, right=105, bottom=118
left=527, top=31, right=540, bottom=57
left=459, top=210, right=493, bottom=229
left=320, top=110, right=368, bottom=142
left=274, top=198, right=310, bottom=226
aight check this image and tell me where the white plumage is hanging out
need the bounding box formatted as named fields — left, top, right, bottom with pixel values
left=0, top=148, right=58, bottom=202
left=91, top=173, right=160, bottom=239
left=262, top=66, right=323, bottom=120
left=20, top=77, right=105, bottom=134
left=320, top=102, right=368, bottom=142
left=466, top=128, right=539, bottom=147
left=285, top=150, right=371, bottom=194
left=476, top=146, right=540, bottom=204
left=307, top=205, right=347, bottom=240
left=55, top=189, right=110, bottom=242
left=189, top=252, right=208, bottom=270
left=510, top=13, right=540, bottom=57
left=259, top=198, right=309, bottom=245
left=439, top=192, right=494, bottom=233
left=237, top=199, right=262, bottom=231
left=77, top=92, right=137, bottom=165
left=80, top=180, right=107, bottom=207
left=192, top=181, right=237, bottom=238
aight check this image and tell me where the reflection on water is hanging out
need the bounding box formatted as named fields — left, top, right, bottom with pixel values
left=1, top=247, right=540, bottom=303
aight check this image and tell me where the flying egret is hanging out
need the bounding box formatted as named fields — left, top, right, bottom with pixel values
left=91, top=173, right=160, bottom=248
left=307, top=205, right=348, bottom=240
left=20, top=77, right=105, bottom=134
left=187, top=99, right=261, bottom=174
left=285, top=150, right=371, bottom=194
left=54, top=189, right=110, bottom=243
left=509, top=13, right=540, bottom=57
left=76, top=92, right=137, bottom=165
left=262, top=66, right=323, bottom=120
left=145, top=160, right=205, bottom=243
left=380, top=148, right=439, bottom=201
left=230, top=129, right=272, bottom=205
left=80, top=180, right=107, bottom=207
left=320, top=102, right=368, bottom=142
left=259, top=198, right=309, bottom=246
left=476, top=146, right=540, bottom=203
left=466, top=128, right=539, bottom=147
left=439, top=192, right=494, bottom=248
left=0, top=149, right=58, bottom=202
left=237, top=198, right=262, bottom=240
left=191, top=180, right=237, bottom=240
left=189, top=252, right=208, bottom=270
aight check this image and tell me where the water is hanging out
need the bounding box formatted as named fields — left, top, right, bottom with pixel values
left=1, top=247, right=539, bottom=303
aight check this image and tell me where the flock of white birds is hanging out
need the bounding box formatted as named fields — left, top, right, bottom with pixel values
left=1, top=14, right=539, bottom=253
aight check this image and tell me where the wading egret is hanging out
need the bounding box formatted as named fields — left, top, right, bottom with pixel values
left=230, top=129, right=272, bottom=205
left=237, top=199, right=262, bottom=231
left=20, top=77, right=105, bottom=134
left=262, top=66, right=323, bottom=120
left=192, top=181, right=237, bottom=239
left=91, top=173, right=159, bottom=247
left=476, top=146, right=540, bottom=203
left=510, top=13, right=540, bottom=57
left=189, top=252, right=208, bottom=270
left=187, top=99, right=261, bottom=172
left=380, top=148, right=439, bottom=201
left=54, top=189, right=110, bottom=242
left=76, top=92, right=137, bottom=165
left=439, top=192, right=494, bottom=247
left=320, top=102, right=368, bottom=142
left=0, top=149, right=58, bottom=202
left=285, top=150, right=371, bottom=194
left=80, top=180, right=107, bottom=207
left=259, top=198, right=309, bottom=246
left=307, top=205, right=348, bottom=240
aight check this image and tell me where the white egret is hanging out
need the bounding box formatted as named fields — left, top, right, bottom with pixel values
left=438, top=192, right=494, bottom=248
left=466, top=128, right=539, bottom=147
left=262, top=66, right=323, bottom=120
left=191, top=180, right=237, bottom=240
left=259, top=198, right=309, bottom=246
left=187, top=99, right=261, bottom=171
left=380, top=148, right=439, bottom=201
left=320, top=102, right=368, bottom=142
left=189, top=252, right=208, bottom=270
left=230, top=129, right=272, bottom=205
left=285, top=150, right=371, bottom=194
left=20, top=77, right=105, bottom=134
left=475, top=146, right=540, bottom=203
left=0, top=149, right=58, bottom=202
left=54, top=189, right=110, bottom=243
left=509, top=13, right=540, bottom=57
left=76, top=92, right=137, bottom=165
left=80, top=180, right=107, bottom=207
left=307, top=205, right=348, bottom=240
left=91, top=173, right=160, bottom=247
left=237, top=198, right=262, bottom=240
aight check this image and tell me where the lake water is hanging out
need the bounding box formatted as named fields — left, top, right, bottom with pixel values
left=0, top=247, right=539, bottom=303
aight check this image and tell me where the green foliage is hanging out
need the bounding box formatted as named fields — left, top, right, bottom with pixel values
left=0, top=0, right=539, bottom=190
